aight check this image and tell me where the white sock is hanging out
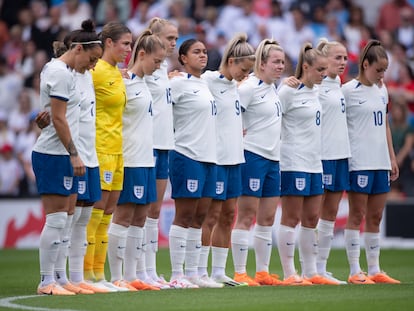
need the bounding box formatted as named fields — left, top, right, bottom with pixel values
left=55, top=214, right=73, bottom=285
left=69, top=206, right=92, bottom=283
left=184, top=227, right=202, bottom=278
left=124, top=225, right=144, bottom=281
left=107, top=223, right=128, bottom=282
left=316, top=219, right=335, bottom=275
left=299, top=226, right=318, bottom=278
left=277, top=224, right=296, bottom=279
left=39, top=212, right=67, bottom=286
left=198, top=246, right=210, bottom=277
left=364, top=232, right=381, bottom=276
left=254, top=224, right=273, bottom=273
left=344, top=229, right=361, bottom=276
left=144, top=217, right=159, bottom=280
left=231, top=229, right=249, bottom=274
left=211, top=246, right=228, bottom=278
left=169, top=225, right=188, bottom=279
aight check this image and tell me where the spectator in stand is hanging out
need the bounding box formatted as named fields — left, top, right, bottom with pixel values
left=0, top=144, right=24, bottom=197
left=283, top=3, right=315, bottom=68
left=14, top=40, right=36, bottom=80
left=394, top=7, right=414, bottom=58
left=264, top=0, right=289, bottom=47
left=376, top=0, right=414, bottom=35
left=2, top=24, right=24, bottom=70
left=58, top=0, right=92, bottom=31
left=127, top=1, right=151, bottom=37
left=0, top=55, right=24, bottom=114
left=0, top=110, right=16, bottom=150
left=215, top=0, right=244, bottom=41
left=325, top=0, right=350, bottom=35
left=15, top=111, right=41, bottom=197
left=387, top=62, right=414, bottom=126
left=343, top=5, right=368, bottom=78
left=8, top=89, right=34, bottom=135
left=95, top=0, right=131, bottom=26
left=389, top=95, right=414, bottom=196
left=384, top=41, right=409, bottom=84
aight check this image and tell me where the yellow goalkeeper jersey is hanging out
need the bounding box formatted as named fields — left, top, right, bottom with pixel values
left=92, top=59, right=126, bottom=154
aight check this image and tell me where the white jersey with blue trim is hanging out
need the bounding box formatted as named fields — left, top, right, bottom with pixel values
left=278, top=83, right=323, bottom=173
left=238, top=74, right=281, bottom=161
left=122, top=72, right=154, bottom=167
left=76, top=70, right=99, bottom=167
left=144, top=60, right=174, bottom=150
left=170, top=73, right=217, bottom=163
left=320, top=76, right=351, bottom=160
left=342, top=79, right=391, bottom=171
left=202, top=70, right=244, bottom=165
left=33, top=58, right=80, bottom=155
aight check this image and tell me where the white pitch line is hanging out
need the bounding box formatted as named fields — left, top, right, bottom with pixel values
left=0, top=295, right=78, bottom=311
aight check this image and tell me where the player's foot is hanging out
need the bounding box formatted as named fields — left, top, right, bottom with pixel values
left=212, top=274, right=248, bottom=287
left=304, top=274, right=341, bottom=285
left=37, top=283, right=76, bottom=295
left=348, top=272, right=375, bottom=285
left=254, top=271, right=283, bottom=286
left=129, top=279, right=161, bottom=291
left=72, top=281, right=111, bottom=293
left=369, top=272, right=401, bottom=284
left=234, top=272, right=260, bottom=286
left=61, top=282, right=94, bottom=294
left=319, top=272, right=347, bottom=285
left=281, top=274, right=313, bottom=286
left=144, top=277, right=171, bottom=289
left=199, top=275, right=225, bottom=288
left=112, top=280, right=138, bottom=291
left=95, top=280, right=129, bottom=292
left=169, top=276, right=199, bottom=289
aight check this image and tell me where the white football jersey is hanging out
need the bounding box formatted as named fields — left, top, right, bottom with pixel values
left=144, top=60, right=174, bottom=150
left=202, top=70, right=244, bottom=165
left=170, top=73, right=217, bottom=163
left=278, top=83, right=323, bottom=173
left=342, top=79, right=391, bottom=171
left=320, top=76, right=351, bottom=160
left=76, top=70, right=98, bottom=167
left=33, top=58, right=80, bottom=155
left=122, top=72, right=154, bottom=167
left=238, top=75, right=282, bottom=161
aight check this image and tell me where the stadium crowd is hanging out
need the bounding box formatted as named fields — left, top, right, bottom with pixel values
left=1, top=0, right=414, bottom=198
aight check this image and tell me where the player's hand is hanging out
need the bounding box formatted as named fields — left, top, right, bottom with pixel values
left=70, top=155, right=86, bottom=176
left=35, top=111, right=51, bottom=129
left=282, top=76, right=301, bottom=88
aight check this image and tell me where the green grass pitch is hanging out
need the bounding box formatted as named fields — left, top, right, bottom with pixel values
left=0, top=248, right=413, bottom=311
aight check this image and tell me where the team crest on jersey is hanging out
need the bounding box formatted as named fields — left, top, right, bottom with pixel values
left=63, top=176, right=73, bottom=190
left=103, top=170, right=113, bottom=184
left=323, top=174, right=333, bottom=186
left=216, top=182, right=224, bottom=195
left=249, top=178, right=260, bottom=192
left=134, top=186, right=144, bottom=199
left=187, top=179, right=198, bottom=193
left=295, top=178, right=306, bottom=191
left=78, top=181, right=86, bottom=195
left=357, top=175, right=368, bottom=188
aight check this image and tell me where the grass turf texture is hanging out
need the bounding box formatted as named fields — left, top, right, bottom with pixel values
left=0, top=248, right=413, bottom=311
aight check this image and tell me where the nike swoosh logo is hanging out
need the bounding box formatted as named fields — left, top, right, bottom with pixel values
left=154, top=76, right=160, bottom=81
left=359, top=100, right=367, bottom=105
left=150, top=240, right=158, bottom=244
left=267, top=243, right=272, bottom=246
left=351, top=243, right=359, bottom=246
left=117, top=246, right=126, bottom=249
left=109, top=81, right=115, bottom=85
left=240, top=248, right=248, bottom=251
left=370, top=245, right=379, bottom=249
left=220, top=89, right=228, bottom=94
left=180, top=245, right=186, bottom=248
left=260, top=93, right=266, bottom=99
left=325, top=89, right=331, bottom=93
left=286, top=242, right=294, bottom=246
left=301, top=101, right=308, bottom=105
left=101, top=241, right=108, bottom=244
left=135, top=91, right=141, bottom=96
left=195, top=245, right=202, bottom=249
left=193, top=90, right=200, bottom=94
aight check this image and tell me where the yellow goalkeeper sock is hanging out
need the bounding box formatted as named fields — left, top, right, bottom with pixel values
left=84, top=208, right=103, bottom=281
